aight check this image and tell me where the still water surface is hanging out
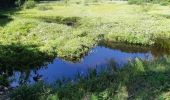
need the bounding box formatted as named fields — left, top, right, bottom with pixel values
left=10, top=45, right=154, bottom=87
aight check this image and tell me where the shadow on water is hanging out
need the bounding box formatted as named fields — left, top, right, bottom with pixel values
left=102, top=40, right=170, bottom=58
left=1, top=41, right=170, bottom=87
left=0, top=43, right=54, bottom=86
left=101, top=41, right=151, bottom=53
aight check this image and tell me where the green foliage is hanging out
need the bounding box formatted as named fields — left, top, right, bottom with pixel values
left=37, top=16, right=81, bottom=26
left=1, top=2, right=170, bottom=63
left=0, top=75, right=9, bottom=86
left=37, top=5, right=53, bottom=11
left=17, top=2, right=170, bottom=47
left=23, top=0, right=36, bottom=9
left=1, top=1, right=170, bottom=100
left=2, top=18, right=37, bottom=36
left=128, top=0, right=170, bottom=5
left=128, top=0, right=145, bottom=5
left=10, top=82, right=52, bottom=100
left=1, top=1, right=170, bottom=62
left=47, top=94, right=59, bottom=100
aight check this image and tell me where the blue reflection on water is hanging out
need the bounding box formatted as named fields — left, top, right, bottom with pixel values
left=10, top=46, right=153, bottom=87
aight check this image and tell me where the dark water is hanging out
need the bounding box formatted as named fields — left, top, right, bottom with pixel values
left=9, top=45, right=155, bottom=87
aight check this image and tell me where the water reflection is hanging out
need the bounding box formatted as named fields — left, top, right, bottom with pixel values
left=10, top=46, right=154, bottom=87
left=0, top=43, right=54, bottom=87
left=0, top=43, right=170, bottom=87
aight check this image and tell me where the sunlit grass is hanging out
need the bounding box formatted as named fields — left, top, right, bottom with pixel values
left=1, top=1, right=170, bottom=60
left=0, top=1, right=170, bottom=99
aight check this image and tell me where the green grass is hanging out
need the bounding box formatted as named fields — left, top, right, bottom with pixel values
left=0, top=1, right=170, bottom=99
left=1, top=2, right=170, bottom=61
left=128, top=0, right=170, bottom=5
left=1, top=2, right=170, bottom=85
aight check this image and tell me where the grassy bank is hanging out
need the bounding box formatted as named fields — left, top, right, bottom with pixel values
left=1, top=1, right=170, bottom=99
left=10, top=56, right=170, bottom=100
left=128, top=0, right=170, bottom=5
left=1, top=1, right=170, bottom=62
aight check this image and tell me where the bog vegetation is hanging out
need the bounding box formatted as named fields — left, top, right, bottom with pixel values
left=0, top=0, right=170, bottom=99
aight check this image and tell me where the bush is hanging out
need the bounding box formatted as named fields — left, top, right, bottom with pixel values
left=23, top=0, right=36, bottom=9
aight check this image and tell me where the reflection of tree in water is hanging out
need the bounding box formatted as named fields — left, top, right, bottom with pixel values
left=0, top=43, right=54, bottom=86
left=152, top=38, right=170, bottom=58
left=32, top=70, right=43, bottom=82
left=102, top=40, right=170, bottom=59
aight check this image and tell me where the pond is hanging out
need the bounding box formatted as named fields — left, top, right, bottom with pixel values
left=8, top=42, right=168, bottom=87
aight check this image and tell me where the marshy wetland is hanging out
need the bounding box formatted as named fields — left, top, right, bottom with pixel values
left=1, top=0, right=170, bottom=100
left=5, top=42, right=170, bottom=87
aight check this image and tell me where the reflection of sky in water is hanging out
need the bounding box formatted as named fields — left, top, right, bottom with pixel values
left=10, top=46, right=153, bottom=87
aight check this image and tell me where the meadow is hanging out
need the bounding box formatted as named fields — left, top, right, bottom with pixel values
left=1, top=1, right=170, bottom=60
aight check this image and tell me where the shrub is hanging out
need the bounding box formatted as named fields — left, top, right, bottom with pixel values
left=23, top=0, right=36, bottom=9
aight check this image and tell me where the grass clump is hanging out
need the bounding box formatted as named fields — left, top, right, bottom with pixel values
left=23, top=0, right=37, bottom=9
left=128, top=0, right=170, bottom=5
left=37, top=4, right=53, bottom=11
left=1, top=18, right=37, bottom=36
left=128, top=0, right=145, bottom=5
left=28, top=22, right=98, bottom=60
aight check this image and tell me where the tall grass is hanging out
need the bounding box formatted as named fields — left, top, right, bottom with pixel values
left=128, top=0, right=170, bottom=5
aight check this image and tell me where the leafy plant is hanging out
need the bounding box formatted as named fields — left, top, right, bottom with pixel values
left=11, top=82, right=52, bottom=100
left=23, top=0, right=36, bottom=9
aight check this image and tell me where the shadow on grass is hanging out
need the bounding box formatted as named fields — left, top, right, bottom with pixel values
left=0, top=43, right=54, bottom=86
left=0, top=14, right=13, bottom=26
left=0, top=8, right=21, bottom=26
left=126, top=71, right=170, bottom=100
